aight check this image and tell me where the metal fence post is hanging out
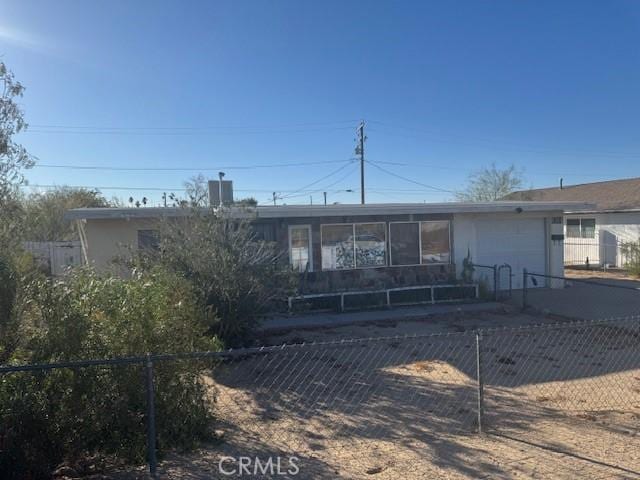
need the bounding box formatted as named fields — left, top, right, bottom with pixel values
left=493, top=264, right=498, bottom=301
left=522, top=268, right=528, bottom=310
left=475, top=331, right=484, bottom=434
left=145, top=353, right=158, bottom=478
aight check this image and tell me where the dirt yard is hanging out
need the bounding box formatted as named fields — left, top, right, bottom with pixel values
left=565, top=267, right=640, bottom=282
left=122, top=311, right=640, bottom=479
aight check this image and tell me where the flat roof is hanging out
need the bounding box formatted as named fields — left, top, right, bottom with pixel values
left=65, top=201, right=595, bottom=221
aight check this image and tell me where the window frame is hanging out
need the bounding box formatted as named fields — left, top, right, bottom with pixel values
left=137, top=229, right=160, bottom=251
left=579, top=218, right=596, bottom=239
left=320, top=222, right=387, bottom=271
left=288, top=224, right=313, bottom=272
left=389, top=221, right=422, bottom=267
left=565, top=218, right=596, bottom=239
left=354, top=222, right=388, bottom=269
left=389, top=220, right=452, bottom=267
left=419, top=220, right=452, bottom=265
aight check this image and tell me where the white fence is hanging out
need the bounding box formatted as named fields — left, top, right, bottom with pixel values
left=564, top=239, right=637, bottom=269
left=23, top=241, right=83, bottom=276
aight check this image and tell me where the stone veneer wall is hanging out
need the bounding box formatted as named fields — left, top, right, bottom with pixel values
left=251, top=213, right=458, bottom=295
left=297, top=263, right=456, bottom=295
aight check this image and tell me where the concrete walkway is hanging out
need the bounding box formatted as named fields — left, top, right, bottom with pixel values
left=261, top=302, right=503, bottom=332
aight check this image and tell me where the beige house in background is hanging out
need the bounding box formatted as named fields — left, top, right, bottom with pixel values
left=66, top=208, right=184, bottom=270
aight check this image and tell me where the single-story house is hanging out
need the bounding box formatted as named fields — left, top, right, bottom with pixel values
left=66, top=186, right=591, bottom=297
left=505, top=177, right=640, bottom=268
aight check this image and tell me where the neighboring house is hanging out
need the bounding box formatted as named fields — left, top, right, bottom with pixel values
left=505, top=177, right=640, bottom=268
left=23, top=241, right=83, bottom=276
left=65, top=181, right=591, bottom=294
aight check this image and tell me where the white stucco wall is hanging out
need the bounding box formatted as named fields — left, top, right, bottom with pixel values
left=80, top=210, right=565, bottom=288
left=453, top=211, right=563, bottom=289
left=80, top=217, right=159, bottom=271
left=564, top=212, right=640, bottom=267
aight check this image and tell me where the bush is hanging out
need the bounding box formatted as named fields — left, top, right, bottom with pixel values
left=621, top=239, right=640, bottom=277
left=0, top=266, right=221, bottom=479
left=154, top=208, right=295, bottom=346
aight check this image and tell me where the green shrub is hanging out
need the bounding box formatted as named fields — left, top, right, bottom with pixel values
left=0, top=267, right=221, bottom=479
left=621, top=239, right=640, bottom=277
left=154, top=208, right=295, bottom=346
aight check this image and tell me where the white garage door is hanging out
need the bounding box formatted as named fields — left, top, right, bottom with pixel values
left=475, top=218, right=547, bottom=289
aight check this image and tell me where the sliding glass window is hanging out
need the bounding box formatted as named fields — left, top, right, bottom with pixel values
left=389, top=222, right=420, bottom=266
left=421, top=221, right=451, bottom=264
left=355, top=223, right=386, bottom=267
left=321, top=225, right=355, bottom=270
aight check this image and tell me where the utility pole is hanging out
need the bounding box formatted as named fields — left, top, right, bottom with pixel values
left=272, top=192, right=277, bottom=206
left=323, top=191, right=327, bottom=206
left=162, top=192, right=167, bottom=208
left=355, top=120, right=366, bottom=204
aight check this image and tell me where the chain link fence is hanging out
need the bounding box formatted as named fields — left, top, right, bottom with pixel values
left=2, top=317, right=640, bottom=478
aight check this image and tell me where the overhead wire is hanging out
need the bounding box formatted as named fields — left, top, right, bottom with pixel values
left=364, top=159, right=457, bottom=194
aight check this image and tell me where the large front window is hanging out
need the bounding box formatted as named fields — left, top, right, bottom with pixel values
left=355, top=223, right=386, bottom=267
left=320, top=220, right=451, bottom=270
left=390, top=221, right=451, bottom=266
left=389, top=222, right=420, bottom=266
left=421, top=221, right=451, bottom=264
left=321, top=223, right=386, bottom=270
left=321, top=224, right=355, bottom=270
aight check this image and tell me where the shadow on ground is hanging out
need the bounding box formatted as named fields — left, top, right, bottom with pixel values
left=150, top=316, right=640, bottom=478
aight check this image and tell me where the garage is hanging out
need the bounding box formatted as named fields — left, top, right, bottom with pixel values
left=474, top=217, right=547, bottom=289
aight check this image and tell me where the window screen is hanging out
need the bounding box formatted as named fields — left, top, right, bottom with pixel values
left=390, top=222, right=420, bottom=266
left=421, top=221, right=450, bottom=264
left=321, top=225, right=355, bottom=269
left=355, top=223, right=386, bottom=267
left=137, top=230, right=160, bottom=251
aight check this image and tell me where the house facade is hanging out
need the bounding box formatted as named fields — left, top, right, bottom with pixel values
left=66, top=200, right=591, bottom=293
left=506, top=178, right=640, bottom=268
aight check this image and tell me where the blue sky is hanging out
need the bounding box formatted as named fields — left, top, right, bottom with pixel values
left=2, top=0, right=640, bottom=205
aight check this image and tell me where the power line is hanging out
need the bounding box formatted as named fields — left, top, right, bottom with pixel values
left=281, top=164, right=360, bottom=200
left=365, top=160, right=457, bottom=194
left=279, top=160, right=358, bottom=200
left=29, top=119, right=359, bottom=131
left=21, top=183, right=355, bottom=194
left=368, top=121, right=640, bottom=160
left=22, top=184, right=187, bottom=192
left=32, top=159, right=354, bottom=171
left=24, top=124, right=358, bottom=136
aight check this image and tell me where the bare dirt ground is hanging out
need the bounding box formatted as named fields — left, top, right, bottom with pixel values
left=565, top=267, right=640, bottom=283
left=131, top=311, right=640, bottom=479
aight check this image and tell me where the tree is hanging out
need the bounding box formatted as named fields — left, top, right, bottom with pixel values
left=1, top=61, right=35, bottom=249
left=455, top=163, right=523, bottom=202
left=184, top=174, right=209, bottom=206
left=23, top=187, right=112, bottom=241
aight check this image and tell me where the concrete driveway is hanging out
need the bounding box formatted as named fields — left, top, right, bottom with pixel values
left=511, top=276, right=640, bottom=320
